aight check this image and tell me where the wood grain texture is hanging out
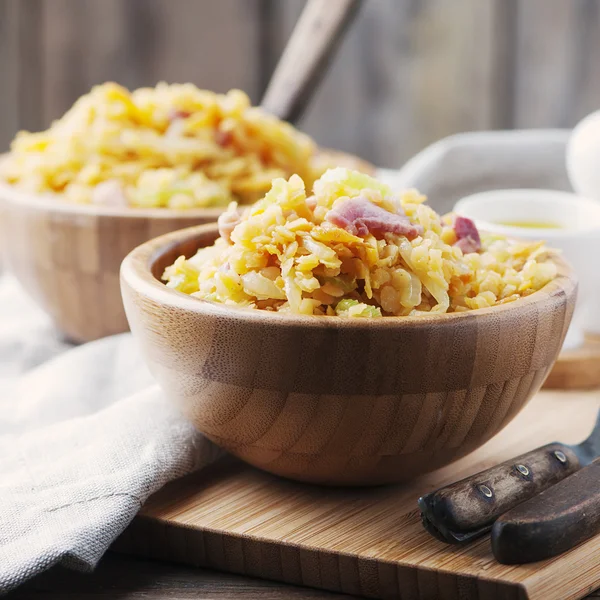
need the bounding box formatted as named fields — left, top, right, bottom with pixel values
left=120, top=223, right=576, bottom=485
left=544, top=335, right=600, bottom=390
left=4, top=1, right=600, bottom=163
left=9, top=554, right=600, bottom=600
left=39, top=0, right=264, bottom=125
left=512, top=0, right=600, bottom=130
left=9, top=554, right=358, bottom=599
left=112, top=391, right=600, bottom=600
left=270, top=0, right=498, bottom=166
left=0, top=184, right=222, bottom=342
left=0, top=0, right=19, bottom=154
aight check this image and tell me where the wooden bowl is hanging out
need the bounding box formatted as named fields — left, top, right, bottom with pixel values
left=0, top=150, right=374, bottom=343
left=0, top=183, right=221, bottom=342
left=121, top=224, right=577, bottom=486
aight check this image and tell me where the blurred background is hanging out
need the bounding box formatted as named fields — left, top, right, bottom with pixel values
left=1, top=0, right=599, bottom=167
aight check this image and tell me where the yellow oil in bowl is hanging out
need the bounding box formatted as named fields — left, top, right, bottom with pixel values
left=497, top=221, right=563, bottom=229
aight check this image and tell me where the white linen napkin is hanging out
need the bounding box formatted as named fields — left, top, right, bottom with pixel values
left=0, top=277, right=222, bottom=594
left=377, top=129, right=571, bottom=211
left=0, top=129, right=571, bottom=595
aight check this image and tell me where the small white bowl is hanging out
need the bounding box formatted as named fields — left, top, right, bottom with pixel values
left=454, top=189, right=600, bottom=348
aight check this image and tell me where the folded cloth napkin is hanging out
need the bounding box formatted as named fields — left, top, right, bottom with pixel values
left=0, top=129, right=572, bottom=594
left=377, top=128, right=571, bottom=211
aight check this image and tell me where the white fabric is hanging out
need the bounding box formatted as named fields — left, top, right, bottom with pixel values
left=0, top=129, right=572, bottom=594
left=0, top=277, right=222, bottom=595
left=378, top=129, right=571, bottom=213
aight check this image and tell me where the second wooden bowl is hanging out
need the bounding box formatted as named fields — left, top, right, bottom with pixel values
left=0, top=183, right=221, bottom=342
left=120, top=224, right=576, bottom=486
left=0, top=150, right=374, bottom=342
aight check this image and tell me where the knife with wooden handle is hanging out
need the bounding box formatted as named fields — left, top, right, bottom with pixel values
left=492, top=457, right=600, bottom=564
left=418, top=409, right=600, bottom=544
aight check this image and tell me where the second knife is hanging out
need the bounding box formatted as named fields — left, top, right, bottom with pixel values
left=418, top=408, right=600, bottom=544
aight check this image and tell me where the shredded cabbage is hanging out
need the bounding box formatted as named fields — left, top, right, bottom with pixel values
left=335, top=299, right=382, bottom=318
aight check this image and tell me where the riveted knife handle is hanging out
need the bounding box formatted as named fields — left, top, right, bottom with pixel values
left=492, top=457, right=600, bottom=564
left=418, top=443, right=580, bottom=544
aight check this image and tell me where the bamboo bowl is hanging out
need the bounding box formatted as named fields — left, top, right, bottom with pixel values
left=0, top=183, right=221, bottom=342
left=0, top=150, right=373, bottom=343
left=121, top=224, right=576, bottom=486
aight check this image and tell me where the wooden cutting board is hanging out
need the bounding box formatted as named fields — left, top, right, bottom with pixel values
left=545, top=335, right=600, bottom=390
left=114, top=390, right=600, bottom=600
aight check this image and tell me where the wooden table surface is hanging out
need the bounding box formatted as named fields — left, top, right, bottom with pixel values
left=8, top=553, right=354, bottom=600
left=6, top=552, right=600, bottom=599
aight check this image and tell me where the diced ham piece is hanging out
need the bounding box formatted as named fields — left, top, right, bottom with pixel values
left=167, top=108, right=191, bottom=121
left=455, top=236, right=481, bottom=254
left=91, top=180, right=128, bottom=207
left=325, top=196, right=423, bottom=240
left=453, top=215, right=481, bottom=253
left=215, top=129, right=233, bottom=147
left=218, top=207, right=242, bottom=243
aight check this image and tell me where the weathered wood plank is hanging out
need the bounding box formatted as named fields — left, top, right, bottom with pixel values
left=8, top=0, right=600, bottom=165
left=0, top=0, right=23, bottom=150
left=512, top=0, right=600, bottom=129
left=267, top=0, right=498, bottom=167
left=39, top=0, right=263, bottom=128
left=16, top=0, right=45, bottom=133
left=570, top=0, right=600, bottom=125
left=488, top=0, right=518, bottom=129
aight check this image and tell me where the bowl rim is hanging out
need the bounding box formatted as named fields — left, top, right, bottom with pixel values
left=0, top=180, right=224, bottom=220
left=120, top=222, right=577, bottom=329
left=454, top=188, right=600, bottom=238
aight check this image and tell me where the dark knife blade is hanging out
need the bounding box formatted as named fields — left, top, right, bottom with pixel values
left=418, top=409, right=600, bottom=544
left=492, top=457, right=600, bottom=564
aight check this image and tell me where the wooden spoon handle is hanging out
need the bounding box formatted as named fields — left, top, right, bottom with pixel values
left=261, top=0, right=363, bottom=124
